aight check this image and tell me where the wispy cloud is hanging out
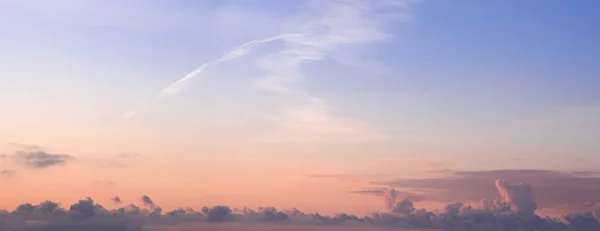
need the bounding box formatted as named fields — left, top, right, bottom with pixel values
left=125, top=0, right=409, bottom=144
left=125, top=33, right=301, bottom=119
left=349, top=188, right=426, bottom=202
left=250, top=0, right=411, bottom=143
left=153, top=34, right=300, bottom=100
left=111, top=196, right=122, bottom=204
left=11, top=150, right=75, bottom=168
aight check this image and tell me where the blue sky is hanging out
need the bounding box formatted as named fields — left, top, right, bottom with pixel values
left=1, top=0, right=600, bottom=198
left=1, top=0, right=599, bottom=156
left=2, top=0, right=600, bottom=225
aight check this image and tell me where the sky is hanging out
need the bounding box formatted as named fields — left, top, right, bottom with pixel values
left=1, top=0, right=600, bottom=230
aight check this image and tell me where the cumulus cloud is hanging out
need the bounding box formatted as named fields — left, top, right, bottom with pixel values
left=495, top=178, right=537, bottom=216
left=69, top=198, right=106, bottom=219
left=112, top=196, right=122, bottom=204
left=140, top=195, right=156, bottom=209
left=1, top=179, right=599, bottom=231
left=590, top=203, right=600, bottom=222
left=371, top=169, right=600, bottom=213
left=11, top=151, right=75, bottom=168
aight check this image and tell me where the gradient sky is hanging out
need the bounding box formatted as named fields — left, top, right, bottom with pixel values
left=1, top=0, right=599, bottom=218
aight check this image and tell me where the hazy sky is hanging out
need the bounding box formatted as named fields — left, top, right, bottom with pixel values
left=1, top=0, right=599, bottom=223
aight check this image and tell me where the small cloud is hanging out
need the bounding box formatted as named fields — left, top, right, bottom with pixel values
left=12, top=151, right=75, bottom=168
left=141, top=195, right=156, bottom=209
left=350, top=188, right=427, bottom=202
left=0, top=169, right=14, bottom=177
left=111, top=196, right=122, bottom=204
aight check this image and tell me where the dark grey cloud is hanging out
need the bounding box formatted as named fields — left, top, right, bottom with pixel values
left=11, top=151, right=75, bottom=168
left=349, top=189, right=388, bottom=195
left=116, top=204, right=142, bottom=215
left=140, top=195, right=155, bottom=209
left=112, top=196, right=122, bottom=204
left=371, top=169, right=600, bottom=213
left=14, top=203, right=34, bottom=215
left=38, top=201, right=61, bottom=214
left=349, top=188, right=426, bottom=202
left=1, top=179, right=599, bottom=231
left=205, top=206, right=234, bottom=222
left=69, top=197, right=105, bottom=219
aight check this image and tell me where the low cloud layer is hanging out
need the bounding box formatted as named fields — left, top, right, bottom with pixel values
left=1, top=181, right=600, bottom=231
left=350, top=188, right=426, bottom=202
left=371, top=169, right=600, bottom=213
left=11, top=151, right=75, bottom=168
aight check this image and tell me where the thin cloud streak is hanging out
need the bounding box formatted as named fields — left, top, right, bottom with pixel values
left=252, top=0, right=410, bottom=143
left=11, top=151, right=75, bottom=168
left=124, top=33, right=302, bottom=119
left=125, top=0, right=406, bottom=144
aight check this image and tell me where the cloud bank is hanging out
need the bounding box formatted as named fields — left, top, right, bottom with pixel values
left=124, top=33, right=300, bottom=119
left=1, top=180, right=599, bottom=231
left=371, top=169, right=600, bottom=213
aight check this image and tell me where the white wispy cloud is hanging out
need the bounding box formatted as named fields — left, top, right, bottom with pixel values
left=155, top=34, right=302, bottom=100
left=124, top=33, right=302, bottom=119
left=126, top=0, right=412, bottom=143
left=251, top=0, right=411, bottom=143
